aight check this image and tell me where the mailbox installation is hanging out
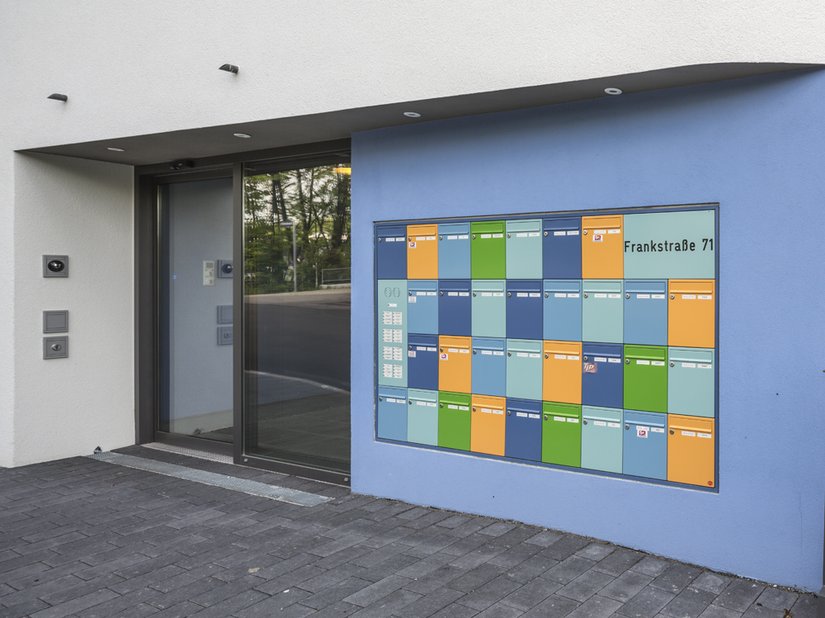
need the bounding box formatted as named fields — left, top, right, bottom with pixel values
left=375, top=204, right=718, bottom=490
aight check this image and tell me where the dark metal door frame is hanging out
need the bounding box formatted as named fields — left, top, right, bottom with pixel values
left=134, top=139, right=351, bottom=484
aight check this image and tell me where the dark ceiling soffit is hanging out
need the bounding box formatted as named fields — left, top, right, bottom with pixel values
left=21, top=62, right=820, bottom=167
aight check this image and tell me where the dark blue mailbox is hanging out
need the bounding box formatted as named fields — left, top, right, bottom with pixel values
left=375, top=225, right=407, bottom=279
left=582, top=342, right=623, bottom=408
left=543, top=279, right=582, bottom=341
left=438, top=222, right=471, bottom=279
left=407, top=333, right=439, bottom=390
left=622, top=409, right=667, bottom=480
left=438, top=279, right=472, bottom=336
left=543, top=217, right=581, bottom=279
left=624, top=279, right=667, bottom=345
left=471, top=337, right=506, bottom=396
left=407, top=279, right=439, bottom=334
left=505, top=398, right=542, bottom=462
left=506, top=280, right=543, bottom=340
left=377, top=386, right=408, bottom=441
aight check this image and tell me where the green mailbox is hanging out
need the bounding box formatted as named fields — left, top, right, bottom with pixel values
left=471, top=221, right=506, bottom=279
left=541, top=402, right=582, bottom=468
left=623, top=345, right=668, bottom=413
left=437, top=391, right=472, bottom=451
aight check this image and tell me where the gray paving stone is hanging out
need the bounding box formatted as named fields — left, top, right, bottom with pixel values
left=632, top=555, right=672, bottom=577
left=501, top=576, right=562, bottom=611
left=430, top=602, right=480, bottom=618
left=458, top=573, right=523, bottom=610
left=450, top=563, right=506, bottom=593
left=565, top=593, right=622, bottom=618
left=394, top=586, right=466, bottom=617
left=740, top=604, right=785, bottom=617
left=28, top=588, right=121, bottom=618
left=544, top=555, right=596, bottom=584
left=599, top=569, right=654, bottom=603
left=523, top=530, right=563, bottom=547
left=473, top=601, right=525, bottom=617
left=557, top=568, right=614, bottom=602
left=342, top=573, right=411, bottom=606
left=713, top=580, right=765, bottom=612
left=234, top=588, right=312, bottom=617
left=660, top=586, right=717, bottom=618
left=350, top=588, right=422, bottom=616
left=752, top=586, right=798, bottom=611
left=575, top=542, right=615, bottom=561
left=788, top=594, right=819, bottom=618
left=593, top=547, right=645, bottom=577
left=696, top=604, right=744, bottom=618
left=616, top=585, right=677, bottom=618
left=520, top=593, right=580, bottom=617
left=650, top=563, right=704, bottom=594
left=542, top=535, right=590, bottom=561
left=692, top=572, right=733, bottom=595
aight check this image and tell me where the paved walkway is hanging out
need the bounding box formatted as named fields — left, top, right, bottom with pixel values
left=0, top=447, right=817, bottom=618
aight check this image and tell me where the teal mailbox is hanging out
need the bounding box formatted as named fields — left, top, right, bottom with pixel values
left=582, top=279, right=623, bottom=344
left=407, top=279, right=438, bottom=334
left=407, top=388, right=438, bottom=446
left=377, top=386, right=408, bottom=441
left=377, top=279, right=407, bottom=387
left=668, top=347, right=715, bottom=417
left=581, top=406, right=623, bottom=473
left=471, top=279, right=506, bottom=338
left=506, top=219, right=543, bottom=279
left=506, top=339, right=542, bottom=400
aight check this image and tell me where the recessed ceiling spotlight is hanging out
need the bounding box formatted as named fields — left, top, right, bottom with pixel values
left=233, top=132, right=252, bottom=139
left=219, top=64, right=239, bottom=74
left=403, top=111, right=422, bottom=118
left=604, top=87, right=623, bottom=96
left=106, top=146, right=125, bottom=152
left=47, top=93, right=68, bottom=102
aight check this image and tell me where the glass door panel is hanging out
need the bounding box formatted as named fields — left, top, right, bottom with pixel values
left=243, top=161, right=351, bottom=471
left=159, top=177, right=234, bottom=442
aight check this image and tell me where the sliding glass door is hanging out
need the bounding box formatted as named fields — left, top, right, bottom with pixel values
left=242, top=160, right=352, bottom=472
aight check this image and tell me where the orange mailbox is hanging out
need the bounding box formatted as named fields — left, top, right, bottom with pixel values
left=471, top=395, right=506, bottom=456
left=542, top=340, right=582, bottom=404
left=667, top=414, right=715, bottom=488
left=581, top=215, right=623, bottom=279
left=438, top=335, right=471, bottom=393
left=407, top=224, right=439, bottom=279
left=668, top=280, right=715, bottom=348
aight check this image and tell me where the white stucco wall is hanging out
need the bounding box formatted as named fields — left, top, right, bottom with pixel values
left=10, top=154, right=134, bottom=466
left=1, top=1, right=824, bottom=466
left=2, top=0, right=825, bottom=151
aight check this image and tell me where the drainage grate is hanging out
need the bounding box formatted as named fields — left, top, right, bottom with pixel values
left=140, top=442, right=234, bottom=464
left=90, top=452, right=331, bottom=507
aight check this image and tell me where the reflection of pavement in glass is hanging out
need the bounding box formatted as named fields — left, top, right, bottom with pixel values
left=248, top=370, right=347, bottom=405
left=246, top=371, right=350, bottom=470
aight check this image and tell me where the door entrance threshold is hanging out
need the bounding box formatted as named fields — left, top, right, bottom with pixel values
left=90, top=451, right=332, bottom=507
left=141, top=441, right=233, bottom=464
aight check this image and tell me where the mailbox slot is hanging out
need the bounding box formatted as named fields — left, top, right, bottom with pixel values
left=543, top=279, right=582, bottom=341
left=542, top=217, right=582, bottom=279
left=471, top=279, right=506, bottom=338
left=407, top=223, right=439, bottom=279
left=542, top=340, right=582, bottom=404
left=668, top=279, right=715, bottom=348
left=542, top=402, right=582, bottom=468
left=623, top=409, right=667, bottom=480
left=376, top=225, right=407, bottom=279
left=471, top=220, right=506, bottom=278
left=438, top=391, right=472, bottom=451
left=623, top=344, right=668, bottom=413
left=582, top=279, right=624, bottom=344
left=377, top=386, right=408, bottom=441
left=407, top=388, right=438, bottom=446
left=438, top=335, right=472, bottom=393
left=505, top=398, right=542, bottom=462
left=506, top=339, right=543, bottom=400
left=506, top=280, right=543, bottom=340
left=506, top=219, right=543, bottom=279
left=582, top=215, right=623, bottom=279
left=581, top=406, right=623, bottom=473
left=407, top=279, right=439, bottom=334
left=623, top=279, right=668, bottom=345
left=438, top=279, right=472, bottom=336
left=471, top=394, right=506, bottom=456
left=438, top=222, right=471, bottom=279
left=471, top=337, right=506, bottom=397
left=667, top=414, right=715, bottom=488
left=668, top=347, right=715, bottom=417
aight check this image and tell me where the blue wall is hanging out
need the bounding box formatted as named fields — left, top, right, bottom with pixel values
left=351, top=70, right=825, bottom=590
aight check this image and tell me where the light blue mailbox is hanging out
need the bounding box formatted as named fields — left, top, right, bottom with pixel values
left=582, top=279, right=623, bottom=344
left=581, top=406, right=622, bottom=473
left=506, top=219, right=543, bottom=279
left=471, top=279, right=506, bottom=338
left=623, top=279, right=667, bottom=345
left=622, top=409, right=667, bottom=480
left=506, top=339, right=542, bottom=400
left=668, top=347, right=715, bottom=417
left=471, top=337, right=506, bottom=396
left=407, top=279, right=438, bottom=334
left=438, top=222, right=471, bottom=279
left=377, top=386, right=408, bottom=441
left=543, top=279, right=582, bottom=341
left=407, top=388, right=438, bottom=446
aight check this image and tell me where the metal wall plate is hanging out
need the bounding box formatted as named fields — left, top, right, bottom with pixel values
left=217, top=325, right=233, bottom=345
left=217, top=304, right=233, bottom=324
left=43, top=336, right=69, bottom=359
left=43, top=310, right=69, bottom=333
left=43, top=255, right=69, bottom=278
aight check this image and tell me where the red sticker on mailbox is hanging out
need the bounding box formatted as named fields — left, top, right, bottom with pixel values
left=636, top=426, right=649, bottom=439
left=409, top=241, right=416, bottom=248
left=592, top=233, right=603, bottom=242
left=440, top=353, right=448, bottom=360
left=583, top=362, right=597, bottom=374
